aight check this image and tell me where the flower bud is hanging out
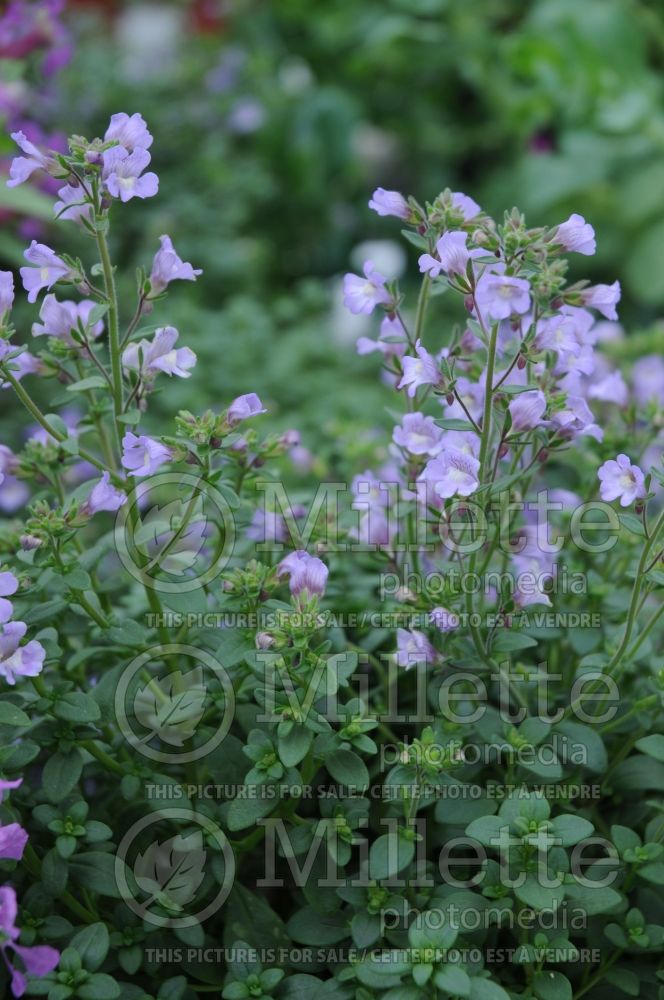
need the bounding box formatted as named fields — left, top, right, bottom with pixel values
left=255, top=632, right=275, bottom=649
left=20, top=534, right=42, bottom=551
left=517, top=354, right=527, bottom=370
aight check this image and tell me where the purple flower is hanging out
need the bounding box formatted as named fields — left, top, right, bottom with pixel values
left=80, top=472, right=126, bottom=516
left=277, top=550, right=328, bottom=598
left=419, top=231, right=483, bottom=278
left=0, top=271, right=14, bottom=317
left=392, top=412, right=443, bottom=456
left=451, top=192, right=481, bottom=220
left=104, top=112, right=153, bottom=152
left=0, top=343, right=41, bottom=386
left=475, top=270, right=531, bottom=321
left=598, top=454, right=647, bottom=507
left=396, top=628, right=437, bottom=669
left=356, top=315, right=407, bottom=358
left=149, top=235, right=202, bottom=296
left=32, top=295, right=103, bottom=345
left=227, top=392, right=266, bottom=426
left=632, top=355, right=664, bottom=408
left=0, top=820, right=28, bottom=860
left=0, top=571, right=18, bottom=624
left=102, top=147, right=158, bottom=202
left=419, top=449, right=480, bottom=499
left=19, top=242, right=73, bottom=303
left=429, top=606, right=459, bottom=632
left=0, top=885, right=60, bottom=997
left=368, top=187, right=409, bottom=219
left=343, top=261, right=391, bottom=315
left=508, top=389, right=547, bottom=433
left=550, top=395, right=603, bottom=441
left=398, top=340, right=440, bottom=397
left=581, top=281, right=621, bottom=320
left=6, top=131, right=53, bottom=188
left=122, top=326, right=196, bottom=379
left=121, top=432, right=172, bottom=477
left=554, top=214, right=596, bottom=255
left=53, top=183, right=93, bottom=226
left=0, top=777, right=21, bottom=796
left=0, top=621, right=45, bottom=686
left=588, top=371, right=628, bottom=407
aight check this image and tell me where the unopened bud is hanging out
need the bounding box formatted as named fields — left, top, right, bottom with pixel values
left=20, top=534, right=42, bottom=551
left=635, top=503, right=644, bottom=515
left=538, top=448, right=548, bottom=463
left=464, top=295, right=474, bottom=313
left=498, top=443, right=509, bottom=459
left=255, top=632, right=275, bottom=650
left=418, top=224, right=426, bottom=235
left=446, top=393, right=455, bottom=406
left=517, top=354, right=527, bottom=370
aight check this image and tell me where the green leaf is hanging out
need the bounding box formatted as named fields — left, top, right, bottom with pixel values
left=492, top=631, right=538, bottom=652
left=227, top=785, right=279, bottom=831
left=287, top=906, right=349, bottom=945
left=71, top=923, right=109, bottom=971
left=635, top=735, right=664, bottom=763
left=77, top=973, right=121, bottom=1000
left=278, top=725, right=312, bottom=768
left=0, top=701, right=31, bottom=727
left=66, top=376, right=109, bottom=393
left=368, top=834, right=415, bottom=880
left=43, top=750, right=83, bottom=801
left=468, top=978, right=512, bottom=1000
left=550, top=815, right=594, bottom=846
left=533, top=970, right=572, bottom=1000
left=53, top=692, right=101, bottom=723
left=326, top=750, right=369, bottom=790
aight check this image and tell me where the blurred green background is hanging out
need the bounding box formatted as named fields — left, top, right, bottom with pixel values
left=1, top=0, right=664, bottom=466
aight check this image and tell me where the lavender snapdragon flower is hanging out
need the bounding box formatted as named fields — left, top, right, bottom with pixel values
left=32, top=295, right=103, bottom=345
left=0, top=571, right=18, bottom=624
left=0, top=621, right=45, bottom=685
left=227, top=393, right=266, bottom=426
left=475, top=270, right=531, bottom=321
left=53, top=184, right=93, bottom=226
left=398, top=340, right=441, bottom=397
left=419, top=449, right=481, bottom=500
left=104, top=111, right=153, bottom=152
left=6, top=130, right=54, bottom=187
left=597, top=454, right=647, bottom=507
left=554, top=214, right=596, bottom=255
left=632, top=355, right=664, bottom=408
left=451, top=191, right=481, bottom=220
left=395, top=628, right=437, bottom=669
left=102, top=146, right=158, bottom=202
left=550, top=396, right=603, bottom=441
left=122, top=326, right=196, bottom=379
left=277, top=550, right=328, bottom=599
left=19, top=242, right=74, bottom=303
left=80, top=472, right=127, bottom=516
left=368, top=187, right=409, bottom=219
left=0, top=774, right=26, bottom=862
left=508, top=389, right=547, bottom=433
left=0, top=342, right=41, bottom=386
left=418, top=231, right=483, bottom=279
left=121, top=432, right=172, bottom=477
left=581, top=281, right=621, bottom=320
left=392, top=412, right=443, bottom=456
left=343, top=261, right=391, bottom=315
left=0, top=885, right=60, bottom=997
left=587, top=370, right=628, bottom=408
left=149, top=235, right=202, bottom=296
left=429, top=606, right=459, bottom=632
left=356, top=315, right=407, bottom=358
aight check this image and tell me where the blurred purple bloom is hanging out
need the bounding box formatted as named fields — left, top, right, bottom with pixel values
left=80, top=472, right=127, bottom=516
left=396, top=628, right=437, bottom=669
left=598, top=454, right=647, bottom=507
left=356, top=315, right=406, bottom=358
left=368, top=187, right=409, bottom=219
left=20, top=241, right=73, bottom=303
left=0, top=342, right=41, bottom=386
left=277, top=550, right=328, bottom=598
left=419, top=231, right=482, bottom=278
left=0, top=272, right=14, bottom=316
left=102, top=147, right=158, bottom=202
left=104, top=112, right=153, bottom=152
left=588, top=370, right=628, bottom=407
left=227, top=392, right=266, bottom=426
left=582, top=281, right=621, bottom=320
left=32, top=295, right=103, bottom=345
left=429, top=606, right=459, bottom=632
left=632, top=355, right=664, bottom=408
left=398, top=339, right=440, bottom=397
left=0, top=571, right=18, bottom=624
left=0, top=820, right=28, bottom=860
left=392, top=412, right=443, bottom=456
left=149, top=235, right=202, bottom=296
left=451, top=191, right=481, bottom=220
left=508, top=389, right=546, bottom=432
left=551, top=396, right=602, bottom=441
left=0, top=621, right=45, bottom=685
left=121, top=432, right=171, bottom=477
left=122, top=326, right=196, bottom=379
left=475, top=270, right=530, bottom=321
left=227, top=98, right=265, bottom=134
left=554, top=213, right=596, bottom=255
left=343, top=261, right=391, bottom=315
left=0, top=885, right=60, bottom=997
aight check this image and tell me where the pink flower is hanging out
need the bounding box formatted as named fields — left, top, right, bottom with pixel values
left=554, top=214, right=596, bottom=255
left=368, top=187, right=409, bottom=219
left=121, top=432, right=172, bottom=477
left=582, top=281, right=621, bottom=320
left=122, top=326, right=196, bottom=379
left=419, top=231, right=483, bottom=279
left=277, top=550, right=328, bottom=598
left=598, top=454, right=647, bottom=507
left=343, top=261, right=391, bottom=315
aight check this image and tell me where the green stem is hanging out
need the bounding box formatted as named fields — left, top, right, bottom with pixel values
left=413, top=275, right=431, bottom=345
left=95, top=224, right=124, bottom=453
